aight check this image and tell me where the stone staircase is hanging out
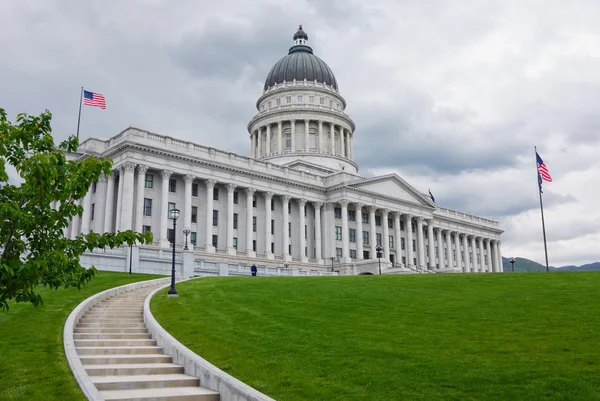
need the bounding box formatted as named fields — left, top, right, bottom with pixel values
left=74, top=285, right=219, bottom=400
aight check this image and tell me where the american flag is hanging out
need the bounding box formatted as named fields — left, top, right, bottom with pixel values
left=536, top=151, right=552, bottom=182
left=83, top=90, right=106, bottom=109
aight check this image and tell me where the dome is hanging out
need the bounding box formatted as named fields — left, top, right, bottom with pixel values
left=263, top=26, right=338, bottom=91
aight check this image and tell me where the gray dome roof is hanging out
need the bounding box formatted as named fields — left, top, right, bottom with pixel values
left=263, top=27, right=338, bottom=91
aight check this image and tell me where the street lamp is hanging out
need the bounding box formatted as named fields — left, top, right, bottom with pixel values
left=183, top=227, right=191, bottom=251
left=168, top=208, right=180, bottom=297
left=510, top=257, right=515, bottom=273
left=329, top=256, right=335, bottom=272
left=376, top=245, right=383, bottom=275
left=284, top=263, right=289, bottom=269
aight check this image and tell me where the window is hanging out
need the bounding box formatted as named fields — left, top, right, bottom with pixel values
left=375, top=216, right=382, bottom=226
left=288, top=203, right=291, bottom=214
left=388, top=218, right=393, bottom=229
left=289, top=244, right=292, bottom=254
left=376, top=233, right=382, bottom=246
left=213, top=187, right=219, bottom=201
left=90, top=203, right=95, bottom=220
left=334, top=207, right=342, bottom=218
left=190, top=232, right=196, bottom=245
left=389, top=235, right=394, bottom=249
left=349, top=228, right=356, bottom=243
left=348, top=210, right=356, bottom=221
left=191, top=206, right=198, bottom=223
left=144, top=174, right=153, bottom=188
left=286, top=96, right=291, bottom=104
left=92, top=182, right=97, bottom=193
left=362, top=213, right=368, bottom=224
left=309, top=96, right=314, bottom=103
left=363, top=231, right=369, bottom=245
left=364, top=250, right=370, bottom=259
left=143, top=198, right=152, bottom=216
left=400, top=221, right=405, bottom=231
left=167, top=229, right=174, bottom=243
left=191, top=183, right=198, bottom=196
left=329, top=100, right=333, bottom=107
left=271, top=242, right=275, bottom=253
left=402, top=256, right=406, bottom=264
left=350, top=249, right=357, bottom=259
left=233, top=191, right=238, bottom=204
left=253, top=216, right=257, bottom=232
left=168, top=202, right=176, bottom=213
left=212, top=235, right=218, bottom=248
left=305, top=247, right=308, bottom=256
left=401, top=237, right=406, bottom=250
left=253, top=195, right=257, bottom=208
left=271, top=219, right=274, bottom=234
left=297, top=95, right=303, bottom=103
left=336, top=248, right=342, bottom=259
left=268, top=101, right=271, bottom=109
left=305, top=225, right=308, bottom=239
left=337, top=102, right=340, bottom=110
left=212, top=210, right=218, bottom=226
left=335, top=226, right=342, bottom=240
left=285, top=133, right=292, bottom=148
left=289, top=222, right=292, bottom=237
left=169, top=178, right=177, bottom=193
left=412, top=239, right=416, bottom=251
left=309, top=133, right=316, bottom=149
left=276, top=98, right=281, bottom=106
left=233, top=213, right=238, bottom=229
left=261, top=104, right=265, bottom=111
left=253, top=240, right=257, bottom=252
left=233, top=237, right=238, bottom=249
left=304, top=207, right=307, bottom=217
left=143, top=225, right=151, bottom=234
left=320, top=97, right=325, bottom=105
left=271, top=201, right=274, bottom=211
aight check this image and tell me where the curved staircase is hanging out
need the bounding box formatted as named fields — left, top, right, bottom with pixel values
left=73, top=285, right=219, bottom=400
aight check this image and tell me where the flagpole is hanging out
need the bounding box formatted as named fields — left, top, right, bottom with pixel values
left=535, top=146, right=550, bottom=272
left=76, top=87, right=83, bottom=140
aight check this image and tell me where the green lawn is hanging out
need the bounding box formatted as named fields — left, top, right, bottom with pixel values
left=151, top=273, right=600, bottom=401
left=0, top=271, right=163, bottom=401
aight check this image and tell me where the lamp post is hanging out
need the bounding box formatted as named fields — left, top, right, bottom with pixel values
left=183, top=227, right=191, bottom=251
left=168, top=208, right=180, bottom=297
left=510, top=257, right=515, bottom=273
left=376, top=245, right=383, bottom=275
left=329, top=256, right=335, bottom=272
left=284, top=263, right=289, bottom=269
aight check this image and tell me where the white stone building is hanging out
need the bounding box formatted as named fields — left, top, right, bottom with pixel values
left=70, top=26, right=503, bottom=275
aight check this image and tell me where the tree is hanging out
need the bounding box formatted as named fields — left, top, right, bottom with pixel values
left=0, top=108, right=152, bottom=310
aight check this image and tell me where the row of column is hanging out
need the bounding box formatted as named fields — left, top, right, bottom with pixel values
left=250, top=119, right=353, bottom=159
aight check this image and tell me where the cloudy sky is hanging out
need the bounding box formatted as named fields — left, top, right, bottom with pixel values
left=2, top=0, right=599, bottom=266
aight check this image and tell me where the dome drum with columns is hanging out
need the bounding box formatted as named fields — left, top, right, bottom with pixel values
left=68, top=26, right=503, bottom=276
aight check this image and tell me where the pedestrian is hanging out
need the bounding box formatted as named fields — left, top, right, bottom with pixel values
left=251, top=264, right=257, bottom=277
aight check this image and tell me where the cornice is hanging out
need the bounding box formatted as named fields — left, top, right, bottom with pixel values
left=344, top=174, right=435, bottom=209
left=248, top=107, right=356, bottom=133
left=257, top=83, right=347, bottom=109
left=326, top=185, right=433, bottom=212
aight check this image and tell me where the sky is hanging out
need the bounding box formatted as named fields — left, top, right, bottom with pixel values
left=2, top=0, right=599, bottom=266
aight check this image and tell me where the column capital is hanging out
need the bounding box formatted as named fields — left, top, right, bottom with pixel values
left=339, top=199, right=349, bottom=208
left=381, top=208, right=390, bottom=215
left=416, top=216, right=424, bottom=223
left=313, top=201, right=323, bottom=209
left=205, top=178, right=217, bottom=189
left=281, top=195, right=292, bottom=203
left=297, top=198, right=307, bottom=207
left=245, top=187, right=256, bottom=196
left=318, top=120, right=323, bottom=125
left=290, top=119, right=296, bottom=123
left=354, top=202, right=364, bottom=210
left=264, top=191, right=274, bottom=200
left=98, top=172, right=107, bottom=183
left=277, top=121, right=283, bottom=126
left=369, top=205, right=378, bottom=213
left=227, top=183, right=237, bottom=192
left=324, top=202, right=335, bottom=211
left=137, top=164, right=149, bottom=176
left=426, top=218, right=434, bottom=225
left=184, top=174, right=195, bottom=184
left=160, top=169, right=173, bottom=180
left=123, top=162, right=137, bottom=173
left=404, top=213, right=413, bottom=219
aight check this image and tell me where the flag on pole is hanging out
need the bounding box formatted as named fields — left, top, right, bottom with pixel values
left=83, top=90, right=106, bottom=109
left=428, top=189, right=435, bottom=203
left=536, top=151, right=552, bottom=182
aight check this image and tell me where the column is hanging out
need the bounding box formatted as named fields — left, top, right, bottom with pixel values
left=454, top=232, right=462, bottom=271
left=356, top=203, right=364, bottom=260
left=416, top=217, right=425, bottom=268
left=304, top=119, right=310, bottom=152
left=298, top=199, right=308, bottom=263
left=445, top=230, right=453, bottom=269
left=265, top=124, right=271, bottom=155
left=382, top=209, right=390, bottom=261
left=329, top=122, right=335, bottom=155
left=225, top=184, right=236, bottom=255
left=462, top=234, right=469, bottom=273
left=470, top=235, right=477, bottom=272
left=340, top=127, right=346, bottom=157
left=245, top=188, right=256, bottom=258
left=204, top=179, right=216, bottom=253
left=486, top=239, right=492, bottom=273
left=497, top=240, right=503, bottom=272
left=70, top=199, right=81, bottom=239
left=405, top=214, right=414, bottom=267
left=257, top=128, right=262, bottom=157
left=183, top=175, right=194, bottom=251
left=80, top=184, right=93, bottom=235
left=264, top=192, right=274, bottom=259
left=394, top=212, right=401, bottom=265
left=436, top=227, right=443, bottom=269
left=491, top=240, right=498, bottom=272
left=369, top=206, right=377, bottom=259
left=323, top=203, right=334, bottom=259
left=478, top=237, right=485, bottom=272
left=94, top=173, right=107, bottom=234
left=290, top=120, right=296, bottom=152
left=135, top=165, right=149, bottom=233
left=314, top=202, right=323, bottom=264
left=103, top=172, right=116, bottom=233
left=340, top=200, right=350, bottom=263
left=115, top=167, right=124, bottom=227
left=348, top=133, right=353, bottom=159
left=159, top=170, right=173, bottom=248
left=282, top=195, right=291, bottom=261
left=251, top=131, right=256, bottom=158
left=120, top=162, right=136, bottom=231
left=277, top=121, right=283, bottom=153
left=426, top=219, right=435, bottom=269
left=318, top=120, right=323, bottom=152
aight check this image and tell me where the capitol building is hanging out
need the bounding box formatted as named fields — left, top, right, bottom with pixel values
left=71, top=26, right=503, bottom=275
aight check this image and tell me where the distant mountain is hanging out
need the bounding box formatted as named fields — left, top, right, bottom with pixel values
left=501, top=257, right=600, bottom=272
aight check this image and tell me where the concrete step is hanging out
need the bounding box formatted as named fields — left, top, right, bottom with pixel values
left=84, top=363, right=184, bottom=376
left=100, top=386, right=219, bottom=401
left=91, top=374, right=199, bottom=391
left=80, top=354, right=172, bottom=365
left=74, top=333, right=152, bottom=340
left=84, top=312, right=143, bottom=318
left=91, top=308, right=143, bottom=313
left=79, top=318, right=145, bottom=324
left=74, top=328, right=149, bottom=334
left=75, top=339, right=157, bottom=347
left=76, top=323, right=146, bottom=329
left=77, top=346, right=163, bottom=355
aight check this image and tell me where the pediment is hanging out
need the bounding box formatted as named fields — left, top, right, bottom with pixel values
left=347, top=174, right=434, bottom=207
left=284, top=160, right=336, bottom=176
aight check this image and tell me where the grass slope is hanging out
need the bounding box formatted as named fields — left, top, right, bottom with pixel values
left=502, top=257, right=547, bottom=272
left=152, top=273, right=600, bottom=401
left=0, top=271, right=162, bottom=401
